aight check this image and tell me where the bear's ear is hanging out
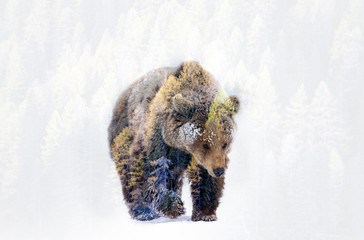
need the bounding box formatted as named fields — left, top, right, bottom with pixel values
left=227, top=95, right=240, bottom=116
left=172, top=94, right=195, bottom=118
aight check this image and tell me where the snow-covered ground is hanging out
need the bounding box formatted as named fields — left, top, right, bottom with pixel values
left=0, top=0, right=363, bottom=239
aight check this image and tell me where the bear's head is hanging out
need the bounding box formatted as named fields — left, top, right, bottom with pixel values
left=173, top=91, right=240, bottom=178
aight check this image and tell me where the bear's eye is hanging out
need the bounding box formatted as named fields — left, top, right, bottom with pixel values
left=222, top=143, right=228, bottom=150
left=203, top=144, right=210, bottom=150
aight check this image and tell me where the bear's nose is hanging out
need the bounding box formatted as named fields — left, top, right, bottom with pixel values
left=213, top=168, right=225, bottom=178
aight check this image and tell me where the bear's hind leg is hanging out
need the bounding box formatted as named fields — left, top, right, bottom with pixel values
left=147, top=157, right=186, bottom=219
left=127, top=185, right=160, bottom=221
left=158, top=190, right=185, bottom=219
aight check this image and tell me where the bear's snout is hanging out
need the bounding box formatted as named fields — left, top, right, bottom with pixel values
left=213, top=168, right=225, bottom=178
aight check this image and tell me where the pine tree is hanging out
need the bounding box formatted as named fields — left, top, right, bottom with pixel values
left=209, top=0, right=236, bottom=39
left=4, top=0, right=20, bottom=35
left=41, top=111, right=62, bottom=171
left=123, top=7, right=146, bottom=62
left=280, top=84, right=309, bottom=201
left=330, top=4, right=362, bottom=73
left=94, top=30, right=115, bottom=80
left=309, top=81, right=345, bottom=150
left=128, top=154, right=146, bottom=205
left=286, top=84, right=307, bottom=131
left=329, top=148, right=344, bottom=187
left=24, top=0, right=51, bottom=50
left=111, top=127, right=133, bottom=186
left=228, top=27, right=244, bottom=63
left=246, top=14, right=264, bottom=69
left=247, top=47, right=280, bottom=135
left=186, top=156, right=202, bottom=196
left=329, top=5, right=362, bottom=154
left=3, top=36, right=26, bottom=102
left=147, top=157, right=171, bottom=209
left=226, top=59, right=247, bottom=96
left=285, top=84, right=308, bottom=151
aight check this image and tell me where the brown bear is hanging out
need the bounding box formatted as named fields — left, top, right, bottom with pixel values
left=108, top=61, right=239, bottom=221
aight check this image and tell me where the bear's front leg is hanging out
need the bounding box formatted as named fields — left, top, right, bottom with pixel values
left=187, top=165, right=224, bottom=222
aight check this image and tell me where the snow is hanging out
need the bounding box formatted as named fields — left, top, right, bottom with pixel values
left=180, top=123, right=202, bottom=144
left=0, top=0, right=364, bottom=239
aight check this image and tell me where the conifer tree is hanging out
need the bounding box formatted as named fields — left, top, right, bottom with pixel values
left=128, top=155, right=146, bottom=191
left=127, top=145, right=147, bottom=206
left=4, top=0, right=20, bottom=35
left=111, top=127, right=133, bottom=182
left=246, top=14, right=264, bottom=69
left=285, top=84, right=308, bottom=142
left=247, top=47, right=280, bottom=135
left=3, top=37, right=26, bottom=101
left=309, top=81, right=344, bottom=149
left=41, top=111, right=62, bottom=171
left=24, top=0, right=51, bottom=50
left=147, top=157, right=171, bottom=210
left=186, top=156, right=202, bottom=197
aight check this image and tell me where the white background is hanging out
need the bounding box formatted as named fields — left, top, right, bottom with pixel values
left=0, top=0, right=363, bottom=239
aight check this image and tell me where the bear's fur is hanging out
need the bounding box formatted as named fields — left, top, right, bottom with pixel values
left=108, top=61, right=239, bottom=221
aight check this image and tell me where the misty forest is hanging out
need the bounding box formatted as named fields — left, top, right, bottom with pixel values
left=0, top=0, right=363, bottom=239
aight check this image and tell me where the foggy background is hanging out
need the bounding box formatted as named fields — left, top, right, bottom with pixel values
left=0, top=0, right=363, bottom=239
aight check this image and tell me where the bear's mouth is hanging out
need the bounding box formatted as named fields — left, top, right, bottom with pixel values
left=207, top=168, right=218, bottom=178
left=197, top=161, right=224, bottom=178
left=207, top=167, right=225, bottom=178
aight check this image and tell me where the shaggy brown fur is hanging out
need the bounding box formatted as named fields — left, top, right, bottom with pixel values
left=108, top=61, right=239, bottom=221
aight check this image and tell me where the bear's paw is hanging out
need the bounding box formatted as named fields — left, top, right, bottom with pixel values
left=159, top=191, right=185, bottom=219
left=131, top=206, right=160, bottom=221
left=191, top=214, right=217, bottom=222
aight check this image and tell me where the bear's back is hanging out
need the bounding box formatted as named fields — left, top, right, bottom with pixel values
left=108, top=66, right=177, bottom=146
left=128, top=67, right=176, bottom=117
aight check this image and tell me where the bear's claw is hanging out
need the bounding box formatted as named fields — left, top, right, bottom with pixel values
left=191, top=214, right=217, bottom=222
